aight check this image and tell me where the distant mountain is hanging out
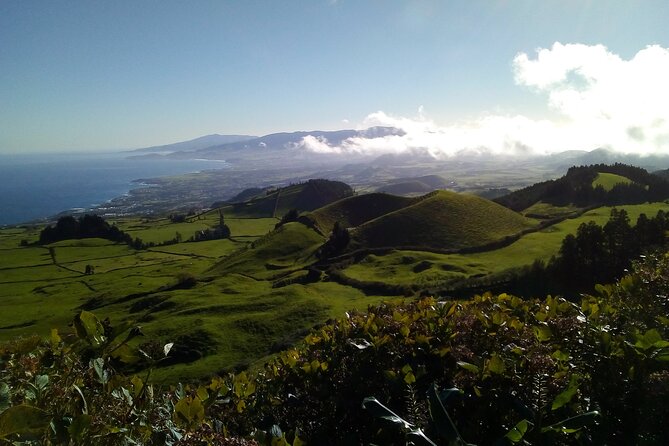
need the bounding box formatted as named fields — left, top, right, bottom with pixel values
left=164, top=127, right=405, bottom=160
left=129, top=134, right=256, bottom=154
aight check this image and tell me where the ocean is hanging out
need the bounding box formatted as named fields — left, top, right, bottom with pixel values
left=0, top=152, right=227, bottom=226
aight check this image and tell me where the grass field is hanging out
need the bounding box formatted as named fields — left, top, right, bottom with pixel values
left=522, top=201, right=582, bottom=218
left=3, top=197, right=669, bottom=383
left=351, top=190, right=536, bottom=250
left=0, top=214, right=379, bottom=383
left=592, top=172, right=634, bottom=191
left=341, top=202, right=669, bottom=288
left=306, top=193, right=414, bottom=233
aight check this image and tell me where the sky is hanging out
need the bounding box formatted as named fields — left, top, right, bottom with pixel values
left=1, top=0, right=668, bottom=155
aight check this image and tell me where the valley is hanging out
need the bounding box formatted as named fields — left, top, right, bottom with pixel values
left=2, top=165, right=669, bottom=385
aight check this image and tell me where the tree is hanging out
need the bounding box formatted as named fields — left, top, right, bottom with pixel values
left=319, top=221, right=350, bottom=258
left=218, top=210, right=231, bottom=239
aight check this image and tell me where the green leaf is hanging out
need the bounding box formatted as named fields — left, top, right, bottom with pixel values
left=0, top=384, right=10, bottom=413
left=404, top=372, right=416, bottom=385
left=71, top=384, right=88, bottom=415
left=50, top=328, right=62, bottom=348
left=551, top=350, right=570, bottom=362
left=456, top=361, right=480, bottom=374
left=73, top=310, right=106, bottom=347
left=427, top=384, right=466, bottom=444
left=361, top=397, right=412, bottom=429
left=0, top=405, right=50, bottom=439
left=552, top=375, right=580, bottom=410
left=542, top=411, right=600, bottom=434
left=131, top=376, right=144, bottom=398
left=533, top=324, right=552, bottom=342
left=68, top=414, right=91, bottom=443
left=91, top=358, right=108, bottom=385
left=505, top=419, right=532, bottom=443
left=35, top=375, right=49, bottom=391
left=487, top=353, right=506, bottom=375
left=174, top=396, right=205, bottom=428
left=110, top=344, right=140, bottom=364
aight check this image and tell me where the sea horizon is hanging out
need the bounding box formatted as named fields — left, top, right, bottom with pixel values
left=0, top=151, right=227, bottom=226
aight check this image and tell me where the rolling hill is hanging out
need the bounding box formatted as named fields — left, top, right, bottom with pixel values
left=303, top=193, right=416, bottom=234
left=351, top=190, right=535, bottom=251
left=495, top=163, right=669, bottom=212
left=373, top=174, right=452, bottom=195
left=217, top=179, right=354, bottom=218
left=591, top=172, right=634, bottom=191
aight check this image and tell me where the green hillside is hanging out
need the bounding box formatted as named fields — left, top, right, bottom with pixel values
left=224, top=179, right=353, bottom=218
left=304, top=192, right=415, bottom=234
left=351, top=190, right=536, bottom=251
left=374, top=174, right=451, bottom=195
left=208, top=221, right=324, bottom=279
left=495, top=163, right=669, bottom=211
left=592, top=172, right=633, bottom=191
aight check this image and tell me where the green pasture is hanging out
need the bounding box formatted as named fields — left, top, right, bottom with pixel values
left=0, top=247, right=52, bottom=269
left=125, top=221, right=213, bottom=244
left=0, top=214, right=384, bottom=383
left=342, top=202, right=669, bottom=288
left=0, top=226, right=41, bottom=249
left=351, top=190, right=536, bottom=250
left=4, top=199, right=668, bottom=383
left=210, top=222, right=324, bottom=280
left=145, top=278, right=387, bottom=383
left=51, top=242, right=133, bottom=264
left=148, top=239, right=243, bottom=258
left=592, top=172, right=633, bottom=191
left=522, top=201, right=582, bottom=218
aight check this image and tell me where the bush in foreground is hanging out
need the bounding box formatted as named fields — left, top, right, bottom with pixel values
left=1, top=255, right=669, bottom=444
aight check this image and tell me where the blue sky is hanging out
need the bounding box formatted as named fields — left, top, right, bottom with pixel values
left=1, top=1, right=668, bottom=153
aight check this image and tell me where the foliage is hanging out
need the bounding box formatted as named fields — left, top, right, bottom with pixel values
left=495, top=163, right=669, bottom=211
left=39, top=215, right=143, bottom=249
left=503, top=208, right=669, bottom=298
left=2, top=255, right=669, bottom=444
left=0, top=310, right=258, bottom=445
left=317, top=221, right=350, bottom=258
left=230, top=254, right=669, bottom=444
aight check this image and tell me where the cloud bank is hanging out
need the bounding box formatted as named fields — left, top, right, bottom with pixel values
left=298, top=43, right=669, bottom=158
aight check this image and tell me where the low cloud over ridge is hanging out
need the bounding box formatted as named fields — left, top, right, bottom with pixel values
left=297, top=43, right=669, bottom=158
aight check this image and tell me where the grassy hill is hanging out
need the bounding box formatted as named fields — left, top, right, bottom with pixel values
left=374, top=174, right=451, bottom=195
left=495, top=163, right=669, bottom=212
left=222, top=179, right=353, bottom=218
left=304, top=193, right=415, bottom=234
left=592, top=172, right=634, bottom=191
left=350, top=190, right=535, bottom=251
left=208, top=222, right=324, bottom=280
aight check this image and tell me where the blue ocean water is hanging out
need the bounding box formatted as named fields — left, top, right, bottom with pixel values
left=0, top=152, right=227, bottom=226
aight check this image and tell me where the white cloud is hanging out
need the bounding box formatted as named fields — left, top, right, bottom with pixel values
left=297, top=43, right=669, bottom=157
left=296, top=135, right=337, bottom=154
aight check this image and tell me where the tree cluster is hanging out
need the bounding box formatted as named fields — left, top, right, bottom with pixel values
left=495, top=163, right=669, bottom=211
left=509, top=208, right=669, bottom=297
left=188, top=211, right=231, bottom=242
left=38, top=215, right=146, bottom=249
left=317, top=221, right=350, bottom=258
